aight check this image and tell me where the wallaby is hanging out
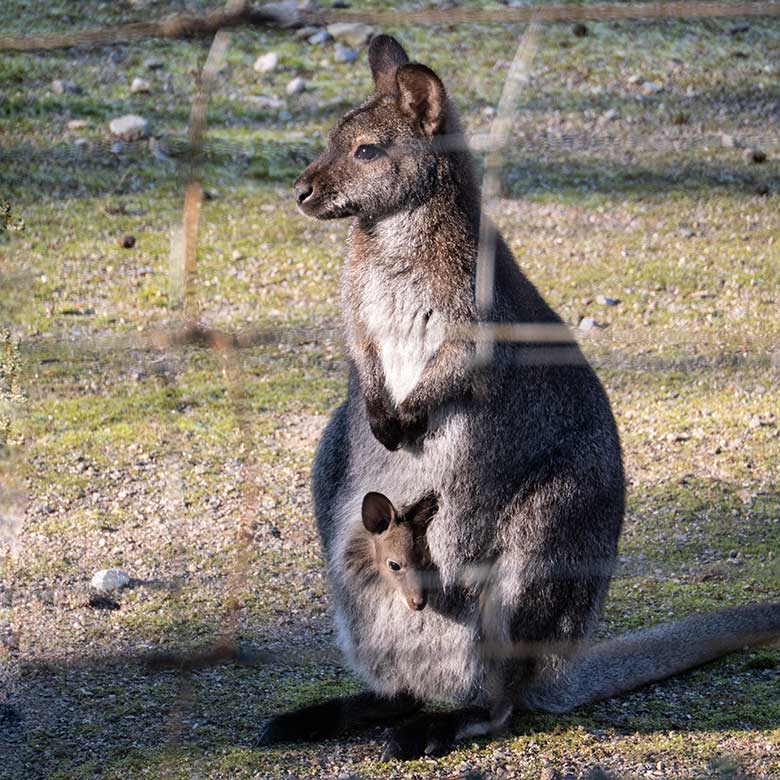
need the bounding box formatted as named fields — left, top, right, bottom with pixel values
left=350, top=491, right=439, bottom=613
left=260, top=34, right=780, bottom=759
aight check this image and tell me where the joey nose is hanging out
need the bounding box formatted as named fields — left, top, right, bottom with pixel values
left=294, top=180, right=314, bottom=205
left=410, top=596, right=426, bottom=611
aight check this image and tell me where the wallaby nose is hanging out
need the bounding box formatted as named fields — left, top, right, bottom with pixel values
left=294, top=180, right=313, bottom=205
left=409, top=595, right=426, bottom=611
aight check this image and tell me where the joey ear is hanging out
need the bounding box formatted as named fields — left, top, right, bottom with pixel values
left=368, top=35, right=410, bottom=94
left=396, top=64, right=447, bottom=136
left=407, top=493, right=439, bottom=529
left=362, top=492, right=397, bottom=535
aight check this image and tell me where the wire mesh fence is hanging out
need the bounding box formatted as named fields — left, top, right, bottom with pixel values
left=1, top=2, right=780, bottom=779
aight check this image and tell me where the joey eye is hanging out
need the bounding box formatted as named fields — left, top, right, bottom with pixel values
left=355, top=144, right=383, bottom=161
left=387, top=560, right=402, bottom=572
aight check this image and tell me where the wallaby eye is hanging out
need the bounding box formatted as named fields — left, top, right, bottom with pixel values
left=387, top=560, right=402, bottom=572
left=355, top=144, right=383, bottom=161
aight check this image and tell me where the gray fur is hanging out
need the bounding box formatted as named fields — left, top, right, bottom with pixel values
left=264, top=35, right=780, bottom=758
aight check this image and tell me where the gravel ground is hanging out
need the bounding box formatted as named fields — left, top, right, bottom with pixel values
left=1, top=2, right=780, bottom=779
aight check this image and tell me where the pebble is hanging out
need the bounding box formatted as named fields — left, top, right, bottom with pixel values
left=720, top=133, right=738, bottom=149
left=120, top=235, right=136, bottom=249
left=578, top=316, right=597, bottom=333
left=730, top=23, right=750, bottom=35
left=599, top=108, right=619, bottom=122
left=286, top=77, right=306, bottom=95
left=110, top=141, right=125, bottom=154
left=642, top=80, right=663, bottom=94
left=295, top=25, right=320, bottom=39
left=66, top=119, right=89, bottom=131
left=254, top=51, right=279, bottom=74
left=596, top=295, right=620, bottom=306
left=333, top=43, right=359, bottom=64
left=90, top=568, right=131, bottom=593
left=327, top=21, right=374, bottom=47
left=308, top=30, right=333, bottom=45
left=572, top=23, right=588, bottom=38
left=52, top=79, right=82, bottom=95
left=745, top=148, right=767, bottom=164
left=144, top=58, right=164, bottom=70
left=540, top=769, right=561, bottom=780
left=74, top=138, right=89, bottom=150
left=109, top=114, right=149, bottom=140
left=130, top=77, right=151, bottom=94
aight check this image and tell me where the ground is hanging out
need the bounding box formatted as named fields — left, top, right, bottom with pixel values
left=1, top=1, right=779, bottom=779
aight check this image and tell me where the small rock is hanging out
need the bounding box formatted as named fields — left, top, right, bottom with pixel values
left=332, top=0, right=351, bottom=7
left=641, top=80, right=663, bottom=95
left=745, top=148, right=767, bottom=164
left=66, top=119, right=89, bottom=131
left=327, top=21, right=374, bottom=47
left=286, top=77, right=306, bottom=95
left=596, top=295, right=620, bottom=306
left=120, top=235, right=136, bottom=249
left=578, top=316, right=597, bottom=333
left=333, top=43, right=359, bottom=64
left=582, top=767, right=612, bottom=780
left=90, top=568, right=131, bottom=593
left=109, top=114, right=149, bottom=140
left=232, top=249, right=243, bottom=261
left=482, top=106, right=496, bottom=117
left=599, top=108, right=619, bottom=123
left=144, top=58, right=164, bottom=70
left=308, top=29, right=333, bottom=45
left=666, top=432, right=690, bottom=443
left=730, top=23, right=750, bottom=35
left=254, top=51, right=279, bottom=74
left=258, top=0, right=300, bottom=28
left=295, top=25, right=320, bottom=39
left=74, top=138, right=89, bottom=150
left=52, top=79, right=82, bottom=95
left=720, top=133, right=739, bottom=149
left=130, top=76, right=151, bottom=94
left=540, top=769, right=561, bottom=780
left=572, top=22, right=588, bottom=38
left=110, top=141, right=125, bottom=155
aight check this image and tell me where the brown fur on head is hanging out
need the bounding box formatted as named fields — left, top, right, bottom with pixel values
left=361, top=491, right=438, bottom=611
left=293, top=35, right=469, bottom=223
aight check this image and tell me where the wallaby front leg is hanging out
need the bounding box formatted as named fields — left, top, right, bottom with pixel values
left=355, top=340, right=403, bottom=451
left=397, top=340, right=479, bottom=446
left=259, top=691, right=420, bottom=745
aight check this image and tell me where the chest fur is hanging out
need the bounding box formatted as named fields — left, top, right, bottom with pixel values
left=359, top=268, right=444, bottom=405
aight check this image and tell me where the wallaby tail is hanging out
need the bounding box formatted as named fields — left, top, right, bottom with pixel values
left=520, top=602, right=780, bottom=713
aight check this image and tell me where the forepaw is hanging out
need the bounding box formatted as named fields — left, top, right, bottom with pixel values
left=397, top=403, right=429, bottom=448
left=367, top=403, right=403, bottom=451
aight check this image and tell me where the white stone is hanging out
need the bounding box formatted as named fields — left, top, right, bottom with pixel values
left=254, top=51, right=279, bottom=74
left=286, top=77, right=306, bottom=95
left=67, top=119, right=89, bottom=131
left=327, top=22, right=374, bottom=47
left=90, top=568, right=131, bottom=593
left=109, top=114, right=149, bottom=140
left=130, top=77, right=151, bottom=94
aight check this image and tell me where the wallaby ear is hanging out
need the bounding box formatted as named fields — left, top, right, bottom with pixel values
left=396, top=63, right=447, bottom=136
left=407, top=493, right=439, bottom=530
left=362, top=492, right=397, bottom=535
left=368, top=34, right=410, bottom=94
